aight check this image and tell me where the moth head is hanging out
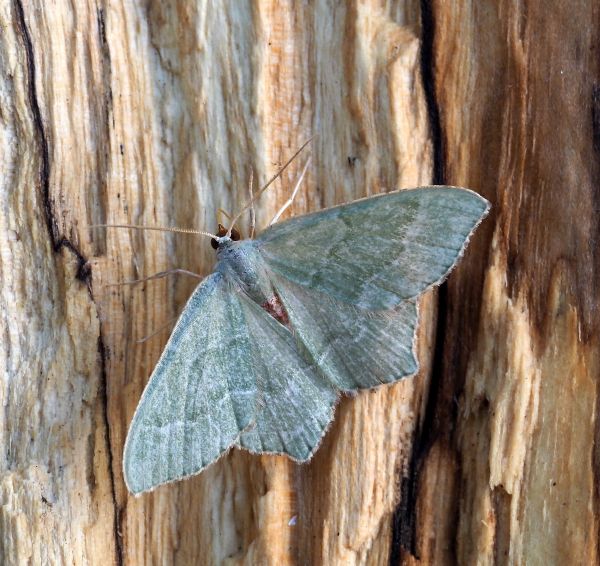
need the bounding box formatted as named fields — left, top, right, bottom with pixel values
left=211, top=223, right=241, bottom=249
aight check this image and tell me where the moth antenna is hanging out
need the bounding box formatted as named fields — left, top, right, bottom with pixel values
left=90, top=224, right=218, bottom=239
left=217, top=208, right=233, bottom=224
left=227, top=137, right=313, bottom=235
left=269, top=157, right=311, bottom=225
left=248, top=168, right=256, bottom=239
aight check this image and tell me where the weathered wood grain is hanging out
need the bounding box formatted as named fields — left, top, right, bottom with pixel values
left=2, top=0, right=596, bottom=565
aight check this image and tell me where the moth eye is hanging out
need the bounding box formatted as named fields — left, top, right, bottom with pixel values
left=210, top=238, right=218, bottom=250
left=231, top=227, right=241, bottom=241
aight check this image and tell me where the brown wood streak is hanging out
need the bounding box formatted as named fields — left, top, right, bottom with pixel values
left=410, top=1, right=600, bottom=564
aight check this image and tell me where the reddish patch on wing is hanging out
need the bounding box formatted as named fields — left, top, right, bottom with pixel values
left=261, top=294, right=289, bottom=325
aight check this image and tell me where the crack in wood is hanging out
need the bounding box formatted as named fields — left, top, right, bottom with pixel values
left=13, top=0, right=55, bottom=244
left=13, top=2, right=124, bottom=564
left=389, top=2, right=454, bottom=563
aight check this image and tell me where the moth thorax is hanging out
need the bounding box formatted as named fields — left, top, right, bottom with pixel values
left=211, top=223, right=241, bottom=249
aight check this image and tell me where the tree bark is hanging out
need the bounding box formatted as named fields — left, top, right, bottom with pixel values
left=0, top=1, right=597, bottom=565
left=414, top=2, right=600, bottom=564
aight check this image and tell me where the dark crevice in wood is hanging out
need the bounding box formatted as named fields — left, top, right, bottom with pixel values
left=97, top=335, right=125, bottom=566
left=13, top=0, right=56, bottom=245
left=14, top=0, right=94, bottom=274
left=390, top=1, right=450, bottom=563
left=390, top=472, right=418, bottom=561
left=14, top=4, right=123, bottom=562
left=56, top=237, right=93, bottom=291
left=591, top=85, right=600, bottom=153
left=418, top=0, right=444, bottom=186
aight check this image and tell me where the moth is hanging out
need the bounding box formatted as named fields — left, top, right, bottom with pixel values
left=122, top=177, right=489, bottom=494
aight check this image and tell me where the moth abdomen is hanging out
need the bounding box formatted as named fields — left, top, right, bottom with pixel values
left=261, top=293, right=290, bottom=326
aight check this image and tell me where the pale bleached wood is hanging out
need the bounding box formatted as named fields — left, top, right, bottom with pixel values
left=0, top=2, right=117, bottom=564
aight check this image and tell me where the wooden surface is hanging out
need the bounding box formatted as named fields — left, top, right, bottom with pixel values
left=0, top=1, right=597, bottom=564
left=417, top=2, right=600, bottom=564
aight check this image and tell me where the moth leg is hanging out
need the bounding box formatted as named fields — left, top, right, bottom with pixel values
left=269, top=157, right=311, bottom=225
left=135, top=315, right=179, bottom=344
left=248, top=168, right=256, bottom=239
left=104, top=268, right=203, bottom=288
left=123, top=269, right=203, bottom=343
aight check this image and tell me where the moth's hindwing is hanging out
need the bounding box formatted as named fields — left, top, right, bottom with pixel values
left=234, top=292, right=337, bottom=460
left=270, top=273, right=419, bottom=390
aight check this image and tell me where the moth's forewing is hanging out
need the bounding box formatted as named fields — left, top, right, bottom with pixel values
left=256, top=187, right=490, bottom=308
left=124, top=272, right=339, bottom=493
left=123, top=273, right=257, bottom=494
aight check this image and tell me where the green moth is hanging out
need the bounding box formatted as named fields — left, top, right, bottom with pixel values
left=123, top=186, right=489, bottom=494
